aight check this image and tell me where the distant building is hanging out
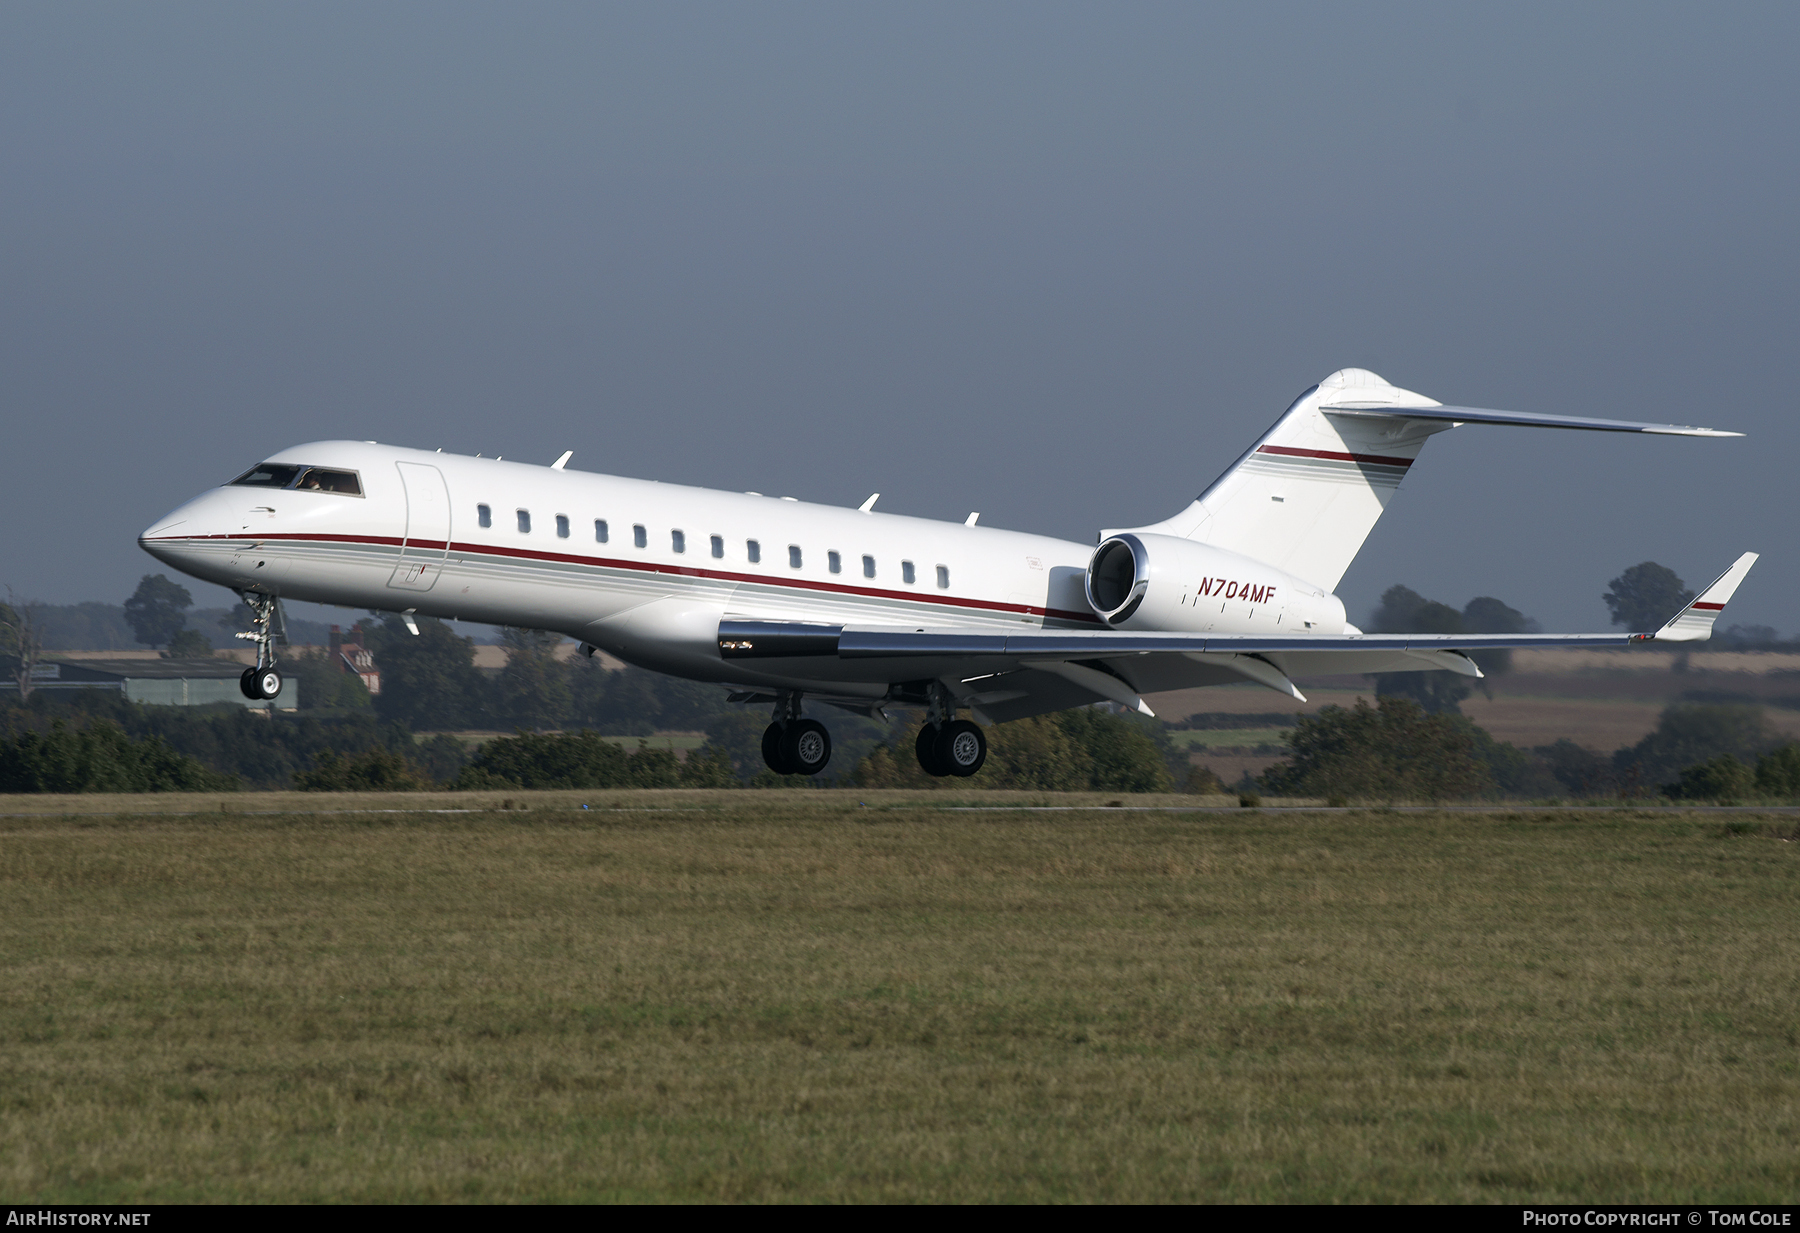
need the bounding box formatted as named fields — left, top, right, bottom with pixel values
left=0, top=656, right=297, bottom=710
left=329, top=625, right=381, bottom=695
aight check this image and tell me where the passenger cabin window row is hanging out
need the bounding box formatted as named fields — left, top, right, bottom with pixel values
left=473, top=504, right=950, bottom=587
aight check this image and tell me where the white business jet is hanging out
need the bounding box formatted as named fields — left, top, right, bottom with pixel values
left=140, top=369, right=1756, bottom=779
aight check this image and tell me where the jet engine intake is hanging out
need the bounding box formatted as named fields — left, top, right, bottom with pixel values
left=1084, top=532, right=1346, bottom=634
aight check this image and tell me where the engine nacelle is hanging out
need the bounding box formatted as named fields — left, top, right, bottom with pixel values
left=1084, top=533, right=1348, bottom=634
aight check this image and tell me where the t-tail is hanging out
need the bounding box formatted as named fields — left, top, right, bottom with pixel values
left=1128, top=368, right=1742, bottom=592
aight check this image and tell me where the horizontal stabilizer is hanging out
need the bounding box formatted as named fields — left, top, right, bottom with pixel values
left=1129, top=369, right=1745, bottom=594
left=1653, top=552, right=1760, bottom=642
left=1319, top=403, right=1742, bottom=438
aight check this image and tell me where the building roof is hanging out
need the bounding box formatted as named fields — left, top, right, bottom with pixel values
left=38, top=656, right=249, bottom=682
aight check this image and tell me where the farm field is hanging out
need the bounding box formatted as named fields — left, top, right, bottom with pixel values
left=3, top=795, right=1797, bottom=1202
left=1156, top=650, right=1800, bottom=785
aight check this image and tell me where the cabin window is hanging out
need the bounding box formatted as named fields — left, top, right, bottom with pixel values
left=594, top=519, right=608, bottom=543
left=827, top=551, right=841, bottom=575
left=710, top=535, right=724, bottom=559
left=671, top=530, right=686, bottom=554
left=788, top=545, right=803, bottom=569
left=936, top=565, right=950, bottom=589
left=902, top=560, right=916, bottom=585
left=478, top=504, right=492, bottom=529
left=517, top=509, right=531, bottom=534
left=295, top=468, right=363, bottom=495
left=633, top=524, right=647, bottom=549
left=555, top=515, right=570, bottom=539
left=862, top=555, right=876, bottom=579
left=746, top=540, right=761, bottom=564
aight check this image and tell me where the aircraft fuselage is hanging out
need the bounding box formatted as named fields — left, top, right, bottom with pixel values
left=139, top=440, right=1346, bottom=698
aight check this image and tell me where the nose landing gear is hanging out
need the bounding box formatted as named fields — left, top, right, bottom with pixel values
left=233, top=591, right=286, bottom=701
left=761, top=692, right=832, bottom=776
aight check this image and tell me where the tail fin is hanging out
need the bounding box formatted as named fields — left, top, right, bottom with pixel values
left=1129, top=369, right=1743, bottom=592
left=1133, top=369, right=1447, bottom=591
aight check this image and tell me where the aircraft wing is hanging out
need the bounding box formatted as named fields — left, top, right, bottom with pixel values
left=717, top=553, right=1757, bottom=721
left=722, top=622, right=1639, bottom=718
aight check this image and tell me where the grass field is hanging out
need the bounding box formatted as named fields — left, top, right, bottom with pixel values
left=3, top=793, right=1799, bottom=1202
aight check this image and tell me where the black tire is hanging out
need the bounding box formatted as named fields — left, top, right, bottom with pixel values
left=762, top=722, right=797, bottom=775
left=916, top=724, right=951, bottom=777
left=935, top=719, right=987, bottom=777
left=255, top=668, right=282, bottom=700
left=239, top=667, right=261, bottom=700
left=780, top=719, right=832, bottom=776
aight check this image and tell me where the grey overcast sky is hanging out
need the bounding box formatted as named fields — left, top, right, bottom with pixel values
left=3, top=2, right=1795, bottom=632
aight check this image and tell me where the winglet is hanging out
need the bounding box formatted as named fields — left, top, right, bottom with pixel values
left=1651, top=552, right=1760, bottom=642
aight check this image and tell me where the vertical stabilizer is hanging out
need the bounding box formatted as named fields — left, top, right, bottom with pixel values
left=1132, top=369, right=1452, bottom=591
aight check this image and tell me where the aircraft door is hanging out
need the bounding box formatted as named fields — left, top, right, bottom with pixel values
left=387, top=462, right=451, bottom=592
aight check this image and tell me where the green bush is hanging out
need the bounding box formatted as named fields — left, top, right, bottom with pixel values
left=1259, top=696, right=1493, bottom=802
left=850, top=708, right=1173, bottom=792
left=1754, top=743, right=1800, bottom=799
left=1663, top=754, right=1754, bottom=803
left=1616, top=703, right=1776, bottom=789
left=451, top=730, right=734, bottom=790
left=293, top=746, right=431, bottom=792
left=0, top=719, right=236, bottom=793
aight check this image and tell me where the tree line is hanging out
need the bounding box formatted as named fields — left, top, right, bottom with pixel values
left=1251, top=696, right=1800, bottom=804
left=2, top=559, right=1794, bottom=798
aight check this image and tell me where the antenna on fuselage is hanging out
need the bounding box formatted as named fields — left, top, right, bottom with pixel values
left=551, top=451, right=573, bottom=470
left=858, top=493, right=879, bottom=513
left=964, top=512, right=980, bottom=527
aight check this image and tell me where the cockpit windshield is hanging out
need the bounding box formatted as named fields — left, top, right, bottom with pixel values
left=230, top=464, right=304, bottom=488
left=229, top=464, right=363, bottom=496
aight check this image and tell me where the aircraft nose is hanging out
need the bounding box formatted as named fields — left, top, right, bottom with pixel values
left=139, top=512, right=194, bottom=569
left=138, top=490, right=232, bottom=577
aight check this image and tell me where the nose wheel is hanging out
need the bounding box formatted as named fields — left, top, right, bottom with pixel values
left=239, top=665, right=284, bottom=701
left=233, top=590, right=286, bottom=702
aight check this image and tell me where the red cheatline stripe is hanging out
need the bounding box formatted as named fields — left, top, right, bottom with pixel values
left=146, top=532, right=1105, bottom=625
left=1257, top=444, right=1415, bottom=468
left=1691, top=602, right=1726, bottom=611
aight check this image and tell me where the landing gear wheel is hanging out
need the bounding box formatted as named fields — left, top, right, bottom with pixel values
left=239, top=667, right=261, bottom=700
left=762, top=722, right=798, bottom=775
left=254, top=668, right=283, bottom=700
left=935, top=719, right=987, bottom=778
left=916, top=724, right=951, bottom=777
left=779, top=719, right=832, bottom=777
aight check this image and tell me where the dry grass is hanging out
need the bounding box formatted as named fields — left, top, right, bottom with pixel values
left=2, top=799, right=1798, bottom=1202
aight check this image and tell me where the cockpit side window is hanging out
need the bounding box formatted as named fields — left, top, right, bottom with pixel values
left=229, top=464, right=303, bottom=489
left=295, top=468, right=363, bottom=496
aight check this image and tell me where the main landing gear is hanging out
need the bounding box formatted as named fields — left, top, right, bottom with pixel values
left=752, top=683, right=987, bottom=779
left=914, top=681, right=986, bottom=778
left=234, top=590, right=286, bottom=701
left=916, top=719, right=986, bottom=778
left=761, top=693, right=833, bottom=777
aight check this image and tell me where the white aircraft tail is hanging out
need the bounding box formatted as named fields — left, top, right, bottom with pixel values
left=1129, top=369, right=1742, bottom=592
